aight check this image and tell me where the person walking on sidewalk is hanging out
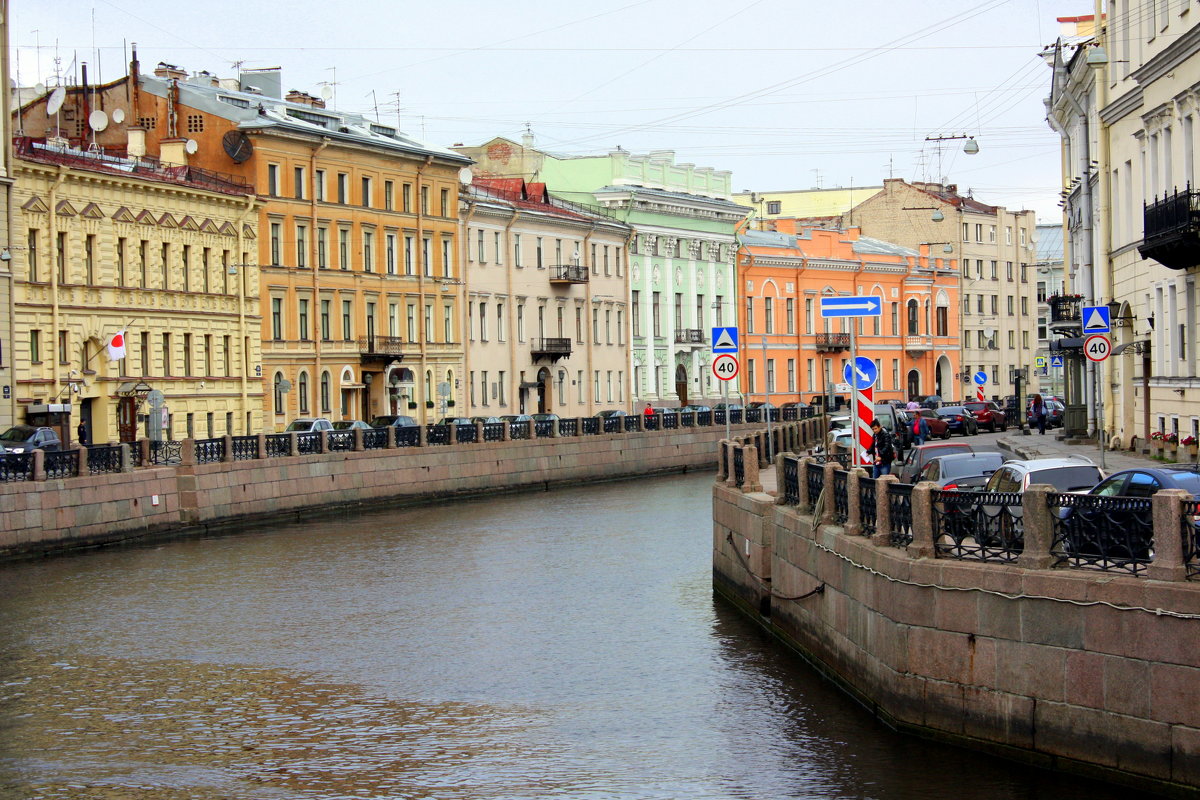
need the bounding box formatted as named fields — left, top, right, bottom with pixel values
left=866, top=419, right=895, bottom=479
left=1032, top=393, right=1046, bottom=435
left=910, top=410, right=930, bottom=446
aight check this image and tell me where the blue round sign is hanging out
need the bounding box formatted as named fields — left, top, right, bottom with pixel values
left=973, top=371, right=989, bottom=386
left=843, top=357, right=878, bottom=391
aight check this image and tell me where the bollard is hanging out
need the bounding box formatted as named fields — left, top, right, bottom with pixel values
left=906, top=481, right=936, bottom=559
left=742, top=445, right=762, bottom=493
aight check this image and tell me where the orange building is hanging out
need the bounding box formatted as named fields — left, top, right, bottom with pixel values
left=737, top=222, right=961, bottom=407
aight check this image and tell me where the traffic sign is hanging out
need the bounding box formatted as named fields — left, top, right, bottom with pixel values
left=843, top=357, right=878, bottom=391
left=1050, top=355, right=1064, bottom=368
left=711, top=326, right=738, bottom=353
left=711, top=353, right=739, bottom=381
left=1082, top=305, right=1111, bottom=334
left=1035, top=356, right=1046, bottom=369
left=973, top=371, right=989, bottom=386
left=1084, top=334, right=1112, bottom=362
left=819, top=295, right=882, bottom=317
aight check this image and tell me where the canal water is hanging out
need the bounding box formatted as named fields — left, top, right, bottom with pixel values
left=0, top=472, right=1156, bottom=800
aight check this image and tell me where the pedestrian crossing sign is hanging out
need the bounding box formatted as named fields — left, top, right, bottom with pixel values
left=1050, top=355, right=1064, bottom=368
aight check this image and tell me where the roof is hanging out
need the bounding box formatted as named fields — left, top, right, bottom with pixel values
left=594, top=184, right=750, bottom=213
left=1035, top=224, right=1064, bottom=263
left=141, top=75, right=471, bottom=165
left=468, top=178, right=628, bottom=228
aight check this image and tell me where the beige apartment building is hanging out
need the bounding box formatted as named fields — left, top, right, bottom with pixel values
left=11, top=137, right=262, bottom=444
left=463, top=179, right=630, bottom=416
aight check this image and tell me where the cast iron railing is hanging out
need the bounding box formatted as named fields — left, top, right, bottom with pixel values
left=195, top=438, right=225, bottom=464
left=560, top=419, right=578, bottom=437
left=805, top=461, right=825, bottom=509
left=150, top=440, right=183, bottom=465
left=455, top=424, right=477, bottom=444
left=363, top=429, right=388, bottom=450
left=534, top=420, right=556, bottom=438
left=644, top=415, right=660, bottom=431
left=782, top=456, right=800, bottom=505
left=580, top=418, right=599, bottom=435
left=232, top=435, right=259, bottom=460
left=603, top=416, right=623, bottom=434
left=888, top=483, right=914, bottom=547
left=1184, top=500, right=1200, bottom=580
left=661, top=413, right=678, bottom=430
left=86, top=445, right=123, bottom=475
left=395, top=427, right=420, bottom=447
left=859, top=477, right=878, bottom=536
left=426, top=425, right=450, bottom=446
left=483, top=422, right=505, bottom=442
left=0, top=452, right=34, bottom=481
left=295, top=432, right=322, bottom=455
left=265, top=434, right=291, bottom=458
left=327, top=431, right=355, bottom=452
left=624, top=416, right=640, bottom=433
left=733, top=447, right=745, bottom=487
left=932, top=490, right=1024, bottom=562
left=697, top=411, right=713, bottom=426
left=832, top=469, right=849, bottom=524
left=509, top=421, right=531, bottom=441
left=1048, top=294, right=1083, bottom=326
left=44, top=449, right=79, bottom=479
left=1050, top=493, right=1153, bottom=575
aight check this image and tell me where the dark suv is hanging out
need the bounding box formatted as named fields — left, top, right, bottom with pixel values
left=0, top=425, right=62, bottom=453
left=369, top=415, right=419, bottom=428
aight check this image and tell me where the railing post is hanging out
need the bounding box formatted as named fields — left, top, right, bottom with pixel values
left=742, top=444, right=762, bottom=493
left=1018, top=484, right=1056, bottom=570
left=289, top=432, right=299, bottom=457
left=76, top=444, right=89, bottom=474
left=256, top=433, right=267, bottom=459
left=318, top=430, right=328, bottom=453
left=1147, top=488, right=1190, bottom=581
left=120, top=443, right=133, bottom=472
left=872, top=474, right=898, bottom=546
left=33, top=449, right=45, bottom=481
left=635, top=413, right=645, bottom=433
left=476, top=421, right=485, bottom=443
left=502, top=421, right=511, bottom=442
left=180, top=438, right=196, bottom=467
left=716, top=440, right=728, bottom=481
left=774, top=451, right=788, bottom=504
left=445, top=423, right=458, bottom=446
left=845, top=468, right=866, bottom=536
left=385, top=427, right=397, bottom=448
left=353, top=428, right=364, bottom=452
left=725, top=442, right=739, bottom=487
left=551, top=419, right=562, bottom=438
left=906, top=481, right=936, bottom=559
left=222, top=435, right=235, bottom=463
left=417, top=424, right=427, bottom=447
left=819, top=461, right=839, bottom=527
left=798, top=456, right=813, bottom=510
left=138, top=438, right=151, bottom=466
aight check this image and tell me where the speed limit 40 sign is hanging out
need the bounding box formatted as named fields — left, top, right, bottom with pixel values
left=1085, top=334, right=1111, bottom=362
left=712, top=353, right=739, bottom=381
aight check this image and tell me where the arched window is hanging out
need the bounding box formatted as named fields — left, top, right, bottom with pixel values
left=935, top=291, right=950, bottom=337
left=298, top=372, right=310, bottom=414
left=446, top=369, right=454, bottom=404
left=906, top=300, right=919, bottom=335
left=320, top=371, right=331, bottom=413
left=273, top=372, right=285, bottom=415
left=425, top=370, right=433, bottom=404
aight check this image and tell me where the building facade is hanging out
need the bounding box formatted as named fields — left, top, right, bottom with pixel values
left=462, top=179, right=630, bottom=416
left=456, top=139, right=748, bottom=408
left=1034, top=223, right=1067, bottom=399
left=739, top=222, right=961, bottom=406
left=20, top=57, right=471, bottom=428
left=11, top=136, right=262, bottom=443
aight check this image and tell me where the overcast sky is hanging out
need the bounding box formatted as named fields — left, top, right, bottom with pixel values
left=16, top=0, right=1091, bottom=221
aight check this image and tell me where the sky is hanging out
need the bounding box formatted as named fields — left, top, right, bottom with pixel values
left=14, top=0, right=1093, bottom=222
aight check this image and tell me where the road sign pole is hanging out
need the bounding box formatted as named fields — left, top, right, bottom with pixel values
left=723, top=377, right=730, bottom=442
left=850, top=322, right=859, bottom=468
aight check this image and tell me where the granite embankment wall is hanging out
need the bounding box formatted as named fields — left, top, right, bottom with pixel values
left=713, top=462, right=1200, bottom=798
left=0, top=419, right=820, bottom=560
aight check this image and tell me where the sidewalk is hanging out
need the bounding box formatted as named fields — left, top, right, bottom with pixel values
left=996, top=428, right=1170, bottom=473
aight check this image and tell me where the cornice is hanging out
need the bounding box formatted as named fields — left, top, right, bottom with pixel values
left=1100, top=85, right=1145, bottom=124
left=1133, top=23, right=1200, bottom=87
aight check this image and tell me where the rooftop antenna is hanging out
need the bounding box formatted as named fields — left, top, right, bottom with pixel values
left=387, top=90, right=405, bottom=130
left=367, top=89, right=379, bottom=122
left=318, top=66, right=339, bottom=108
left=810, top=168, right=823, bottom=189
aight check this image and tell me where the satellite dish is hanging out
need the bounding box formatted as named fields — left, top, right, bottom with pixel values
left=112, top=108, right=126, bottom=124
left=88, top=110, right=109, bottom=132
left=33, top=82, right=46, bottom=96
left=222, top=130, right=253, bottom=163
left=320, top=85, right=333, bottom=100
left=458, top=166, right=473, bottom=185
left=46, top=87, right=66, bottom=115
left=185, top=138, right=199, bottom=154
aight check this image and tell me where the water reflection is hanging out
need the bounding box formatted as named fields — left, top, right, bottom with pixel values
left=0, top=473, right=1157, bottom=799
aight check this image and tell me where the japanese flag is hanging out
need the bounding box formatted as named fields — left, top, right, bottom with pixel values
left=106, top=330, right=127, bottom=361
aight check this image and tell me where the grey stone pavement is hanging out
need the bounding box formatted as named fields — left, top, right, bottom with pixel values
left=754, top=426, right=1178, bottom=495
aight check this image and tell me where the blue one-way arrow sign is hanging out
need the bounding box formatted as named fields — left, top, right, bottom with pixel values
left=843, top=357, right=878, bottom=390
left=820, top=296, right=882, bottom=318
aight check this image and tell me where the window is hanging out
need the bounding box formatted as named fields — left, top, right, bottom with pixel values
left=442, top=238, right=452, bottom=277
left=271, top=297, right=283, bottom=340
left=267, top=164, right=279, bottom=196
left=421, top=186, right=430, bottom=215
left=320, top=299, right=331, bottom=340
left=494, top=232, right=503, bottom=265
left=652, top=292, right=662, bottom=337
left=632, top=291, right=641, bottom=336
left=404, top=236, right=414, bottom=275
left=299, top=298, right=310, bottom=341
left=298, top=372, right=309, bottom=414
left=296, top=225, right=308, bottom=268
left=1007, top=296, right=1014, bottom=316
left=342, top=300, right=353, bottom=340
left=273, top=372, right=285, bottom=415
left=294, top=166, right=305, bottom=199
left=321, top=371, right=331, bottom=413
left=975, top=223, right=983, bottom=242
left=161, top=333, right=172, bottom=375
left=1005, top=226, right=1012, bottom=245
left=514, top=234, right=522, bottom=267
left=479, top=303, right=488, bottom=342
left=116, top=237, right=127, bottom=286
left=746, top=297, right=755, bottom=333
left=675, top=293, right=684, bottom=330
left=317, top=228, right=328, bottom=269
left=84, top=235, right=95, bottom=284
left=990, top=295, right=998, bottom=315
left=362, top=176, right=372, bottom=208
left=936, top=305, right=948, bottom=336
left=988, top=225, right=996, bottom=243
left=440, top=188, right=449, bottom=217
left=907, top=300, right=919, bottom=335
left=990, top=260, right=998, bottom=279
left=384, top=181, right=394, bottom=210
left=1021, top=297, right=1029, bottom=315
left=766, top=200, right=781, bottom=214
left=183, top=333, right=193, bottom=376
left=386, top=233, right=397, bottom=274
left=962, top=222, right=970, bottom=242
left=337, top=173, right=348, bottom=204
left=270, top=223, right=282, bottom=265
left=445, top=304, right=454, bottom=342
left=764, top=297, right=774, bottom=333
left=407, top=303, right=417, bottom=342
left=786, top=298, right=795, bottom=334
left=422, top=238, right=432, bottom=277
left=339, top=229, right=350, bottom=270
left=29, top=329, right=40, bottom=363
left=314, top=169, right=325, bottom=201
left=402, top=183, right=412, bottom=212
left=363, top=231, right=374, bottom=272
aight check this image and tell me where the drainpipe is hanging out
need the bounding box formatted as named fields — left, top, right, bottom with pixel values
left=1093, top=0, right=1115, bottom=445
left=310, top=138, right=329, bottom=408
left=582, top=220, right=596, bottom=414
left=461, top=193, right=477, bottom=410
left=503, top=206, right=522, bottom=411
left=416, top=155, right=432, bottom=423
left=235, top=193, right=257, bottom=432
left=48, top=168, right=66, bottom=401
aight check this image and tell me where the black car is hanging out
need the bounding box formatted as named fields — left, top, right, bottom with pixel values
left=936, top=406, right=979, bottom=436
left=0, top=425, right=62, bottom=453
left=370, top=415, right=419, bottom=428
left=917, top=452, right=1004, bottom=490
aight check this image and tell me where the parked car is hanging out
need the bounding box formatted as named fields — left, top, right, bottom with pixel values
left=712, top=403, right=744, bottom=412
left=937, top=405, right=979, bottom=436
left=1078, top=466, right=1200, bottom=500
left=369, top=415, right=419, bottom=428
left=982, top=457, right=1104, bottom=494
left=331, top=419, right=372, bottom=430
left=470, top=416, right=503, bottom=425
left=960, top=400, right=1009, bottom=432
left=0, top=425, right=62, bottom=453
left=594, top=409, right=628, bottom=418
left=435, top=417, right=474, bottom=426
left=911, top=408, right=952, bottom=440
left=500, top=414, right=534, bottom=424
left=680, top=405, right=712, bottom=413
left=872, top=403, right=912, bottom=451
left=895, top=442, right=976, bottom=483
left=1027, top=398, right=1066, bottom=428
left=828, top=415, right=852, bottom=431
left=531, top=413, right=560, bottom=422
left=917, top=452, right=1004, bottom=490
left=284, top=418, right=333, bottom=433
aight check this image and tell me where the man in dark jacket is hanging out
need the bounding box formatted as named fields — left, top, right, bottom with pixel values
left=865, top=419, right=894, bottom=479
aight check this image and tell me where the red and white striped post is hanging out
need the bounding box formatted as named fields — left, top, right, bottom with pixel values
left=856, top=386, right=874, bottom=467
left=977, top=383, right=985, bottom=402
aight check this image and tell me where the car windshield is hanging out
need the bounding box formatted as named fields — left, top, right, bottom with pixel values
left=0, top=426, right=36, bottom=442
left=942, top=454, right=1003, bottom=478
left=1029, top=466, right=1103, bottom=492
left=916, top=445, right=972, bottom=463
left=284, top=420, right=315, bottom=431
left=1166, top=472, right=1200, bottom=496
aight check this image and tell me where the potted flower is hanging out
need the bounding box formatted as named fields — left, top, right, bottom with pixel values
left=1183, top=435, right=1199, bottom=461
left=1149, top=430, right=1166, bottom=457
left=407, top=401, right=418, bottom=410
left=1165, top=432, right=1180, bottom=460
left=425, top=400, right=435, bottom=409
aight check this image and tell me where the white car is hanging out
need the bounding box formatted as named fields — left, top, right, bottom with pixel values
left=284, top=418, right=334, bottom=433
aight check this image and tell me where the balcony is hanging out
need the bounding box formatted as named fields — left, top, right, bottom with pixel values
left=904, top=335, right=933, bottom=354
left=531, top=337, right=572, bottom=362
left=674, top=329, right=706, bottom=346
left=814, top=333, right=850, bottom=352
left=1139, top=186, right=1200, bottom=270
left=549, top=264, right=589, bottom=285
left=1048, top=294, right=1083, bottom=330
left=358, top=335, right=405, bottom=363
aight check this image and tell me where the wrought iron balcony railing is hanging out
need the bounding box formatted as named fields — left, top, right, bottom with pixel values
left=1140, top=185, right=1200, bottom=270
left=814, top=332, right=850, bottom=351
left=531, top=337, right=572, bottom=361
left=674, top=329, right=705, bottom=344
left=549, top=264, right=589, bottom=284
left=1048, top=294, right=1083, bottom=328
left=358, top=335, right=406, bottom=360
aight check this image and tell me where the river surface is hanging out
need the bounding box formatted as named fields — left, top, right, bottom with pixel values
left=0, top=472, right=1158, bottom=799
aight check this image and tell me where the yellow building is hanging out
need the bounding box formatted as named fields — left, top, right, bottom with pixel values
left=732, top=186, right=883, bottom=229
left=11, top=136, right=262, bottom=443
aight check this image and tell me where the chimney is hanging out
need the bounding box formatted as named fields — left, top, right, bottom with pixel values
left=154, top=62, right=187, bottom=80
left=127, top=126, right=147, bottom=159
left=285, top=89, right=325, bottom=109
left=159, top=137, right=188, bottom=166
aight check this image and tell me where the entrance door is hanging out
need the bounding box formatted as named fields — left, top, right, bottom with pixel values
left=674, top=365, right=689, bottom=407
left=117, top=397, right=138, bottom=443
left=537, top=368, right=551, bottom=413
left=907, top=369, right=921, bottom=401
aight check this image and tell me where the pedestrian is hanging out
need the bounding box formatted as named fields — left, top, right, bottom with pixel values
left=1032, top=393, right=1046, bottom=435
left=76, top=420, right=89, bottom=447
left=905, top=398, right=921, bottom=412
left=910, top=410, right=930, bottom=447
left=643, top=403, right=654, bottom=417
left=866, top=419, right=895, bottom=479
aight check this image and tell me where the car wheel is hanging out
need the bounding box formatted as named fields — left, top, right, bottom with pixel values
left=941, top=429, right=952, bottom=440
left=988, top=421, right=996, bottom=433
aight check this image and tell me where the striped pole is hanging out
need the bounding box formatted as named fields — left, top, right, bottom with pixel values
left=977, top=384, right=985, bottom=403
left=856, top=386, right=875, bottom=466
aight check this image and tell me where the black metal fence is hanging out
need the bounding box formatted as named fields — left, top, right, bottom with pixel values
left=426, top=425, right=450, bottom=446
left=327, top=431, right=355, bottom=452
left=86, top=445, right=123, bottom=475
left=295, top=432, right=322, bottom=455
left=44, top=450, right=79, bottom=480
left=888, top=483, right=913, bottom=547
left=1184, top=501, right=1200, bottom=580
left=150, top=440, right=183, bottom=466
left=265, top=433, right=291, bottom=458
left=483, top=422, right=505, bottom=442
left=932, top=490, right=1024, bottom=562
left=1050, top=493, right=1153, bottom=576
left=733, top=448, right=745, bottom=487
left=195, top=438, right=225, bottom=464
left=832, top=470, right=849, bottom=524
left=859, top=476, right=877, bottom=536
left=0, top=453, right=33, bottom=481
left=559, top=419, right=578, bottom=437
left=805, top=460, right=825, bottom=508
left=232, top=435, right=259, bottom=460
